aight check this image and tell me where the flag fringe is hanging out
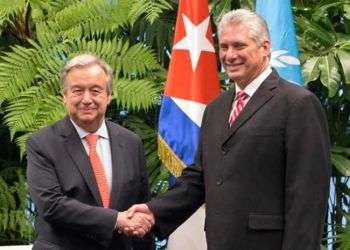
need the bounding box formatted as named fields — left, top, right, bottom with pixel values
left=157, top=134, right=186, bottom=177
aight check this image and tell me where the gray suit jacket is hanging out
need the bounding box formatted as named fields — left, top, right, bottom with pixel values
left=27, top=117, right=153, bottom=250
left=148, top=70, right=330, bottom=250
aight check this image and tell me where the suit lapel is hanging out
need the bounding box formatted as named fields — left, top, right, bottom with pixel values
left=106, top=122, right=124, bottom=209
left=222, top=71, right=279, bottom=144
left=59, top=117, right=103, bottom=206
left=221, top=88, right=236, bottom=130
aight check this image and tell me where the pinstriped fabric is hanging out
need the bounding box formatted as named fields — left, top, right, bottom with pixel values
left=228, top=91, right=248, bottom=127
left=85, top=134, right=110, bottom=208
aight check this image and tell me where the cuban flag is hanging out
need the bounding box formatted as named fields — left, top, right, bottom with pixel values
left=157, top=0, right=220, bottom=249
left=256, top=0, right=304, bottom=85
left=157, top=0, right=220, bottom=176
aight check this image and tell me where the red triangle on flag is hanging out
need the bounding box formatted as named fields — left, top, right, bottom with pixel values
left=165, top=0, right=220, bottom=105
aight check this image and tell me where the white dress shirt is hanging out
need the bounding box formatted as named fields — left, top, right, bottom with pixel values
left=71, top=119, right=113, bottom=191
left=229, top=67, right=272, bottom=117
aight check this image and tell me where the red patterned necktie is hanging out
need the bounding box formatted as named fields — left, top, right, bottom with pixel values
left=85, top=134, right=110, bottom=208
left=228, top=91, right=248, bottom=127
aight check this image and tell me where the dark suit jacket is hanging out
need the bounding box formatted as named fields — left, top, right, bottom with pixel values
left=27, top=117, right=153, bottom=250
left=148, top=71, right=330, bottom=250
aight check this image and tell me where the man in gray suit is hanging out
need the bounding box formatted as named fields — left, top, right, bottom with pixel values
left=27, top=54, right=154, bottom=250
left=127, top=9, right=330, bottom=250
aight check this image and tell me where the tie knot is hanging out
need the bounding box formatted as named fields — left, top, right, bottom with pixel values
left=236, top=91, right=247, bottom=101
left=85, top=134, right=99, bottom=147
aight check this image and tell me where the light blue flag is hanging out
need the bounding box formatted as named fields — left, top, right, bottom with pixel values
left=256, top=0, right=303, bottom=85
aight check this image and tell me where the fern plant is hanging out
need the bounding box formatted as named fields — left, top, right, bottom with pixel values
left=0, top=0, right=169, bottom=156
left=0, top=164, right=34, bottom=245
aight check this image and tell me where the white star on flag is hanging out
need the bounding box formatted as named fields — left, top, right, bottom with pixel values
left=173, top=14, right=215, bottom=71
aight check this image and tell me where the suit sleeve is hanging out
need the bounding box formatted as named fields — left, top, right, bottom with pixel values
left=282, top=93, right=331, bottom=250
left=147, top=110, right=207, bottom=238
left=26, top=136, right=117, bottom=248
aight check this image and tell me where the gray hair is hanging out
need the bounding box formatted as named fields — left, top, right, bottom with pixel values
left=60, top=54, right=113, bottom=94
left=217, top=9, right=270, bottom=46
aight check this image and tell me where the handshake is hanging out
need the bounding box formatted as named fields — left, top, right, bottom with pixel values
left=116, top=204, right=154, bottom=237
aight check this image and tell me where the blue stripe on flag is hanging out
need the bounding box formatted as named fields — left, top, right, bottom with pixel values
left=158, top=96, right=200, bottom=166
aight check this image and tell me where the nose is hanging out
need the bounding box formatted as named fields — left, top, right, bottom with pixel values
left=81, top=90, right=93, bottom=104
left=225, top=47, right=238, bottom=60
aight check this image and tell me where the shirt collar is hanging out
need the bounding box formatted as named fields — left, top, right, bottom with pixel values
left=70, top=119, right=109, bottom=140
left=235, top=67, right=272, bottom=97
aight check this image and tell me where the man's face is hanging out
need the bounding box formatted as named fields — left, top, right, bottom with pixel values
left=219, top=24, right=270, bottom=88
left=63, top=64, right=111, bottom=132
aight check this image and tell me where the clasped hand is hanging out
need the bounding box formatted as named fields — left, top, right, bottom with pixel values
left=116, top=204, right=154, bottom=237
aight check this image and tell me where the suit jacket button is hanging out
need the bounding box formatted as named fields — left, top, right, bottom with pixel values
left=216, top=179, right=223, bottom=186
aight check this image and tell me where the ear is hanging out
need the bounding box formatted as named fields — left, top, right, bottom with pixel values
left=63, top=93, right=67, bottom=104
left=107, top=94, right=112, bottom=105
left=261, top=40, right=271, bottom=56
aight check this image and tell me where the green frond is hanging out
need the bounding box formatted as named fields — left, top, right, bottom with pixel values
left=4, top=86, right=45, bottom=137
left=0, top=177, right=16, bottom=210
left=62, top=25, right=84, bottom=41
left=0, top=208, right=9, bottom=231
left=34, top=49, right=65, bottom=82
left=132, top=13, right=175, bottom=65
left=34, top=21, right=62, bottom=48
left=26, top=40, right=65, bottom=88
left=0, top=45, right=38, bottom=103
left=12, top=171, right=27, bottom=210
left=16, top=133, right=33, bottom=159
left=7, top=92, right=66, bottom=156
left=34, top=94, right=66, bottom=129
left=53, top=0, right=99, bottom=32
left=30, top=0, right=78, bottom=22
left=52, top=0, right=132, bottom=38
left=101, top=0, right=134, bottom=29
left=121, top=43, right=160, bottom=77
left=70, top=38, right=123, bottom=77
left=72, top=37, right=123, bottom=60
left=130, top=0, right=172, bottom=24
left=0, top=41, right=63, bottom=104
left=80, top=0, right=133, bottom=35
left=30, top=0, right=136, bottom=38
left=0, top=0, right=25, bottom=13
left=0, top=0, right=26, bottom=33
left=113, top=78, right=161, bottom=111
left=46, top=0, right=77, bottom=11
left=0, top=168, right=34, bottom=243
left=5, top=94, right=64, bottom=156
left=4, top=84, right=63, bottom=139
left=72, top=38, right=160, bottom=78
left=35, top=72, right=61, bottom=94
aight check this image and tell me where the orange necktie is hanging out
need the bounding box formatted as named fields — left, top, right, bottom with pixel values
left=85, top=134, right=110, bottom=208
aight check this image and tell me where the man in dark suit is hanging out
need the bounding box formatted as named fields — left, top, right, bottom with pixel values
left=26, top=54, right=154, bottom=250
left=127, top=9, right=330, bottom=250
